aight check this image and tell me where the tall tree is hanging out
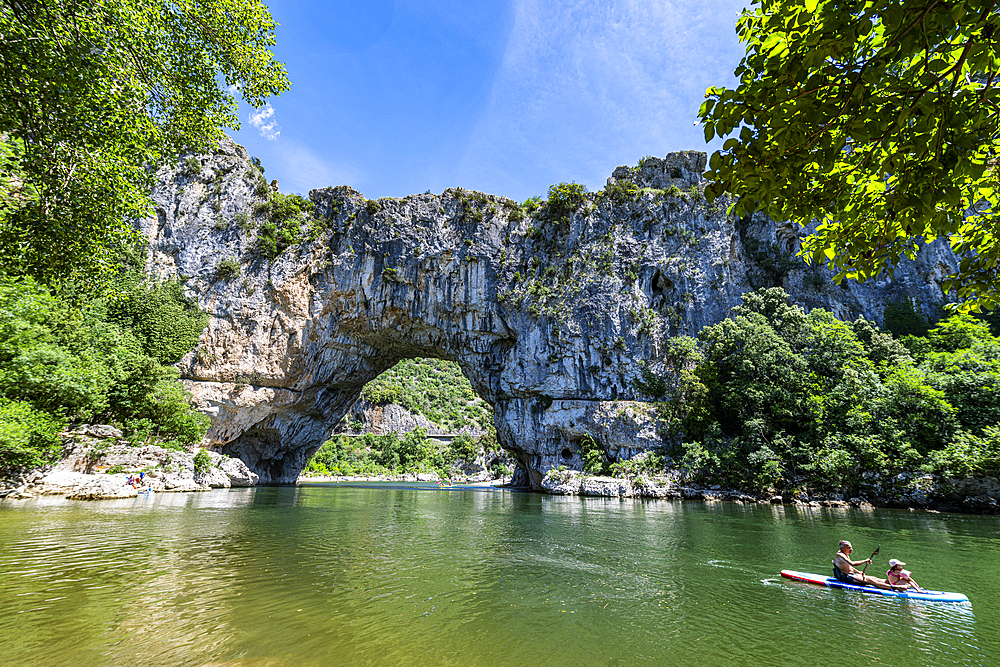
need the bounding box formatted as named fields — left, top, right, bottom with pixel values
left=0, top=0, right=289, bottom=285
left=699, top=0, right=1000, bottom=310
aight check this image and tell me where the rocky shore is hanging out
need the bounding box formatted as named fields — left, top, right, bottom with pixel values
left=5, top=425, right=996, bottom=515
left=1, top=425, right=258, bottom=501
left=539, top=469, right=1000, bottom=514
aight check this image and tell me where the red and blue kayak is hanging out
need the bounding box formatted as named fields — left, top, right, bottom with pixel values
left=780, top=570, right=970, bottom=604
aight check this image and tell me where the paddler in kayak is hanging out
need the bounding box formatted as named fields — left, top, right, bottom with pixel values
left=886, top=559, right=928, bottom=593
left=833, top=540, right=895, bottom=590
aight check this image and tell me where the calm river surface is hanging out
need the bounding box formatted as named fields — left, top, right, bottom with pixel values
left=1, top=483, right=998, bottom=666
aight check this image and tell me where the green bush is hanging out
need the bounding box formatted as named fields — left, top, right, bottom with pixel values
left=256, top=221, right=280, bottom=257
left=0, top=264, right=210, bottom=472
left=361, top=381, right=403, bottom=405
left=0, top=340, right=111, bottom=417
left=609, top=451, right=666, bottom=479
left=359, top=358, right=493, bottom=433
left=452, top=433, right=478, bottom=462
left=544, top=182, right=588, bottom=227
left=0, top=398, right=64, bottom=474
left=580, top=434, right=608, bottom=474
left=873, top=366, right=957, bottom=454
left=597, top=179, right=640, bottom=207
left=254, top=193, right=315, bottom=258
left=926, top=313, right=995, bottom=353
left=193, top=448, right=211, bottom=474
left=215, top=258, right=240, bottom=280
left=923, top=427, right=1000, bottom=477
left=521, top=196, right=543, bottom=216
left=105, top=275, right=208, bottom=365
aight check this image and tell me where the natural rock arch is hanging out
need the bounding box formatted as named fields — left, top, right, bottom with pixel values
left=142, top=138, right=958, bottom=487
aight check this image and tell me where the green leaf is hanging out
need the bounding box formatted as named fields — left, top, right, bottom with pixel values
left=0, top=0, right=291, bottom=287
left=699, top=0, right=1000, bottom=311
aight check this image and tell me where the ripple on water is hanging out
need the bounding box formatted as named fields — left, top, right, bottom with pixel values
left=1, top=487, right=997, bottom=667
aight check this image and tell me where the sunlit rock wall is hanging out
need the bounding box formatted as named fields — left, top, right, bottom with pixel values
left=141, top=138, right=958, bottom=487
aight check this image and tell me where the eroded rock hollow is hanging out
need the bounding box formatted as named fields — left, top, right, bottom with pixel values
left=142, top=138, right=958, bottom=487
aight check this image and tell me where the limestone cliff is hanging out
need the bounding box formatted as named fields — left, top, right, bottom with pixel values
left=141, top=138, right=959, bottom=487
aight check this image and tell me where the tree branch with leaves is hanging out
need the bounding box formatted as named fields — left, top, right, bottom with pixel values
left=699, top=0, right=1000, bottom=311
left=0, top=0, right=290, bottom=286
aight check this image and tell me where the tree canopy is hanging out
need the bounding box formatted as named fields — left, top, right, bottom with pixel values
left=698, top=0, right=1000, bottom=311
left=0, top=0, right=289, bottom=285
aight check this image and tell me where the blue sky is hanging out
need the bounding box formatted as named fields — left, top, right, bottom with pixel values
left=229, top=0, right=750, bottom=201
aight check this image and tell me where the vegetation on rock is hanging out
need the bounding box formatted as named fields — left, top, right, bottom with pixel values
left=633, top=288, right=1000, bottom=498
left=302, top=427, right=508, bottom=481
left=358, top=358, right=493, bottom=433
left=254, top=193, right=317, bottom=258
left=305, top=358, right=506, bottom=479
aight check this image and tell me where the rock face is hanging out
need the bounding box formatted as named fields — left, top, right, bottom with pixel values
left=346, top=400, right=450, bottom=437
left=141, top=138, right=959, bottom=487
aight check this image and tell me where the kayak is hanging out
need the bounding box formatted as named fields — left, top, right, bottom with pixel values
left=780, top=570, right=970, bottom=604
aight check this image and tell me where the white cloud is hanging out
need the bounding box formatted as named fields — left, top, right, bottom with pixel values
left=249, top=103, right=281, bottom=140
left=456, top=0, right=747, bottom=198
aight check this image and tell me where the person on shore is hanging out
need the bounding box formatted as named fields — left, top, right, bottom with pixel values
left=886, top=559, right=927, bottom=593
left=833, top=540, right=895, bottom=590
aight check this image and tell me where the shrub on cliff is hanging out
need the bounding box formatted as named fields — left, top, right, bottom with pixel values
left=542, top=182, right=588, bottom=228
left=193, top=448, right=212, bottom=474
left=358, top=357, right=492, bottom=433
left=581, top=434, right=610, bottom=475
left=452, top=433, right=478, bottom=463
left=253, top=193, right=315, bottom=258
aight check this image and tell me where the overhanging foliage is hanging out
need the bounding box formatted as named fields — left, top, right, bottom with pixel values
left=0, top=0, right=289, bottom=285
left=699, top=0, right=1000, bottom=310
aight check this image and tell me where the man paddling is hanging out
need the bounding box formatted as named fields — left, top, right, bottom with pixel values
left=833, top=540, right=895, bottom=590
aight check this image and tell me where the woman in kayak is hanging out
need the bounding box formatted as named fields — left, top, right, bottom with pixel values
left=886, top=559, right=928, bottom=593
left=833, top=540, right=895, bottom=590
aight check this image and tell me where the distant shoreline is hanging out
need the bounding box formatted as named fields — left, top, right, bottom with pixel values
left=296, top=474, right=508, bottom=488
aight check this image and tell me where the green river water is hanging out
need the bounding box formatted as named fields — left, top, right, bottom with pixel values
left=1, top=482, right=998, bottom=666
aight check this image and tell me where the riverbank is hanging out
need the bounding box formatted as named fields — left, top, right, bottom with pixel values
left=0, top=425, right=257, bottom=500
left=4, top=425, right=997, bottom=514
left=539, top=468, right=1000, bottom=514
left=296, top=473, right=509, bottom=487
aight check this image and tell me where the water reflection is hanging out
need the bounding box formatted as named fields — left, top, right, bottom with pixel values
left=1, top=486, right=997, bottom=667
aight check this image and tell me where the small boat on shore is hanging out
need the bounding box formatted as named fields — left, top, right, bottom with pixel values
left=780, top=570, right=970, bottom=604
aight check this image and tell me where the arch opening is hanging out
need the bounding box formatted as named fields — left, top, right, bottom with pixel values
left=216, top=331, right=528, bottom=485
